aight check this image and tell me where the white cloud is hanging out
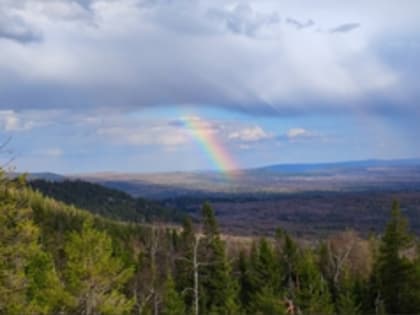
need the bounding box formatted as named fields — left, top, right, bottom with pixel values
left=285, top=127, right=320, bottom=142
left=96, top=122, right=190, bottom=148
left=0, top=109, right=65, bottom=131
left=0, top=110, right=34, bottom=131
left=229, top=126, right=272, bottom=142
left=287, top=128, right=309, bottom=138
left=94, top=115, right=278, bottom=150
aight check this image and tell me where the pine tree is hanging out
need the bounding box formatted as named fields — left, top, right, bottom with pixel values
left=254, top=286, right=286, bottom=315
left=278, top=231, right=333, bottom=315
left=281, top=234, right=299, bottom=293
left=377, top=200, right=420, bottom=314
left=161, top=273, right=185, bottom=315
left=295, top=249, right=334, bottom=315
left=257, top=238, right=281, bottom=290
left=200, top=203, right=238, bottom=315
left=336, top=270, right=361, bottom=315
left=64, top=221, right=134, bottom=315
left=238, top=249, right=253, bottom=312
left=174, top=216, right=195, bottom=313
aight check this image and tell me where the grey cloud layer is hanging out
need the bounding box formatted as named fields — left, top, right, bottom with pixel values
left=207, top=3, right=280, bottom=37
left=330, top=23, right=360, bottom=33
left=0, top=7, right=41, bottom=43
left=286, top=18, right=314, bottom=30
left=0, top=0, right=419, bottom=116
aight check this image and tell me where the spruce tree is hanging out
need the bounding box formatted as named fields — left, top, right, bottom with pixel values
left=238, top=249, right=253, bottom=312
left=174, top=216, right=195, bottom=313
left=161, top=273, right=185, bottom=315
left=200, top=203, right=238, bottom=315
left=336, top=271, right=361, bottom=315
left=377, top=200, right=420, bottom=314
left=257, top=238, right=281, bottom=291
left=295, top=250, right=334, bottom=315
left=278, top=232, right=333, bottom=315
left=254, top=286, right=286, bottom=315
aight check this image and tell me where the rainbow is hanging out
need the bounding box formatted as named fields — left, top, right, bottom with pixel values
left=182, top=116, right=238, bottom=176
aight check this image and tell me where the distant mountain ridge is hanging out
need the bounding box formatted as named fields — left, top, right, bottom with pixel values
left=254, top=158, right=420, bottom=174
left=15, top=158, right=420, bottom=181
left=66, top=158, right=420, bottom=199
left=14, top=158, right=420, bottom=200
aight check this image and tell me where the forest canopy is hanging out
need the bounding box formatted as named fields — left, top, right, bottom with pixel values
left=1, top=171, right=420, bottom=314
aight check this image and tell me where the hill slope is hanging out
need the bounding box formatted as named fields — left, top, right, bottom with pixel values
left=29, top=179, right=184, bottom=223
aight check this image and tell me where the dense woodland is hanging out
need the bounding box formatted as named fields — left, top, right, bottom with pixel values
left=29, top=179, right=184, bottom=223
left=1, top=171, right=420, bottom=315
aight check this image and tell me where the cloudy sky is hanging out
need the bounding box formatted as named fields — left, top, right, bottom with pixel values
left=0, top=0, right=419, bottom=173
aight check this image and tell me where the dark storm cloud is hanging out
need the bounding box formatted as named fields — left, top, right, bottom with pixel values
left=0, top=0, right=418, bottom=118
left=329, top=23, right=360, bottom=33
left=0, top=27, right=41, bottom=44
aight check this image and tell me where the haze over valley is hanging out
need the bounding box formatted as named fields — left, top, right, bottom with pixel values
left=26, top=158, right=420, bottom=237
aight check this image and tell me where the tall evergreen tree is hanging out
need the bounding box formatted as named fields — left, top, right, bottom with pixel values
left=174, top=216, right=195, bottom=313
left=199, top=203, right=238, bottom=315
left=253, top=286, right=286, bottom=315
left=161, top=273, right=185, bottom=315
left=239, top=237, right=283, bottom=314
left=376, top=200, right=420, bottom=314
left=278, top=231, right=333, bottom=315
left=281, top=234, right=299, bottom=293
left=238, top=249, right=254, bottom=312
left=295, top=250, right=334, bottom=315
left=336, top=270, right=361, bottom=315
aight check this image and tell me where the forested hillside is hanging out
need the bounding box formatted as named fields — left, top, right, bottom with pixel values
left=29, top=179, right=184, bottom=223
left=1, top=171, right=420, bottom=315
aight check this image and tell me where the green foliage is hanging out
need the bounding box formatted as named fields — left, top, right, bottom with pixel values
left=161, top=274, right=185, bottom=315
left=254, top=287, right=286, bottom=315
left=3, top=169, right=420, bottom=315
left=30, top=179, right=184, bottom=223
left=376, top=200, right=420, bottom=314
left=243, top=238, right=282, bottom=314
left=0, top=173, right=70, bottom=315
left=25, top=251, right=73, bottom=314
left=0, top=183, right=36, bottom=314
left=200, top=203, right=238, bottom=315
left=294, top=250, right=334, bottom=315
left=174, top=217, right=195, bottom=313
left=238, top=249, right=253, bottom=311
left=202, top=201, right=219, bottom=237
left=64, top=221, right=134, bottom=315
left=336, top=272, right=361, bottom=315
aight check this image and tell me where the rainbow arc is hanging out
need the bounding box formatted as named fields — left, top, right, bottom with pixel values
left=182, top=116, right=238, bottom=177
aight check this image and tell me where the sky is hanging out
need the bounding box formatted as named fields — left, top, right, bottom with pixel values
left=0, top=0, right=419, bottom=174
